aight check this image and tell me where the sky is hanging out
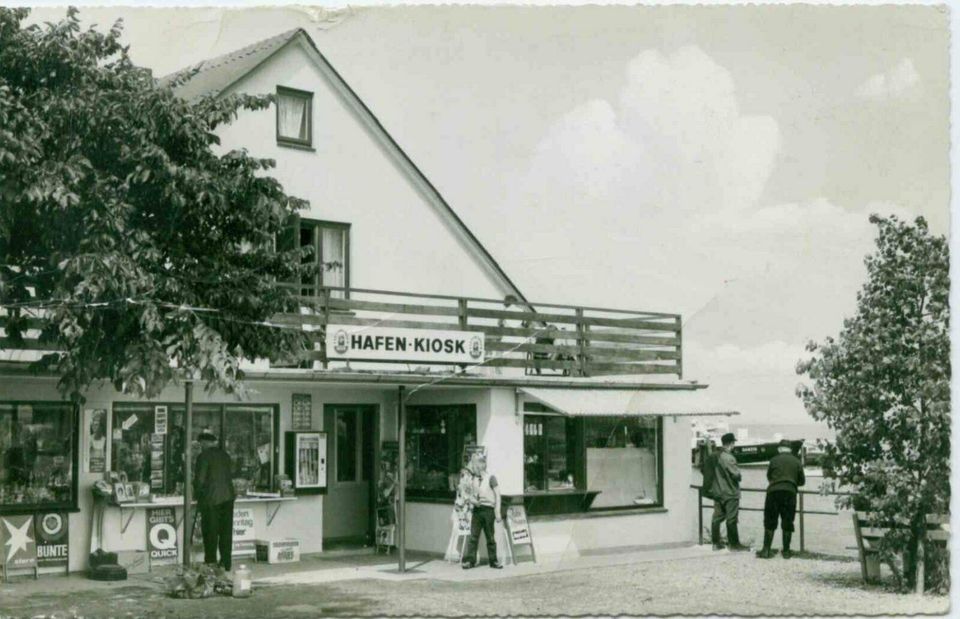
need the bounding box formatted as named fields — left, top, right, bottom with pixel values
left=24, top=4, right=952, bottom=426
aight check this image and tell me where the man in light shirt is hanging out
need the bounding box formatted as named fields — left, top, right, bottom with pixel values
left=461, top=450, right=504, bottom=569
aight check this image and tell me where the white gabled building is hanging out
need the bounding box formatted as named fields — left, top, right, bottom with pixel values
left=0, top=29, right=736, bottom=575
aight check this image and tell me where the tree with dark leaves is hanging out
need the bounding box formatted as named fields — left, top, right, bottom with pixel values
left=797, top=214, right=949, bottom=592
left=0, top=8, right=311, bottom=402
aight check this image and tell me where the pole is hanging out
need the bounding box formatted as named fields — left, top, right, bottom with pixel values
left=182, top=379, right=194, bottom=567
left=697, top=487, right=703, bottom=545
left=397, top=386, right=406, bottom=573
left=799, top=446, right=806, bottom=553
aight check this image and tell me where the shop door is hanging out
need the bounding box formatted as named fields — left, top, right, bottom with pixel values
left=322, top=405, right=377, bottom=545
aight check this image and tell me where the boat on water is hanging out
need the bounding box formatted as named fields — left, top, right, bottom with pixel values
left=691, top=422, right=824, bottom=467
left=732, top=440, right=803, bottom=465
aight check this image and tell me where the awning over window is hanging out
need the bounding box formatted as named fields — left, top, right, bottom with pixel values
left=519, top=387, right=739, bottom=417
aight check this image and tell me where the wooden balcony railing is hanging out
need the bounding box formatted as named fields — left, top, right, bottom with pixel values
left=275, top=286, right=683, bottom=378
left=0, top=286, right=683, bottom=378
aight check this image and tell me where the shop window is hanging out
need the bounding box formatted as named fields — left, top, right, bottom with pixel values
left=521, top=412, right=663, bottom=513
left=584, top=416, right=661, bottom=509
left=0, top=402, right=78, bottom=512
left=405, top=405, right=476, bottom=500
left=276, top=87, right=313, bottom=148
left=111, top=403, right=277, bottom=496
left=523, top=415, right=579, bottom=492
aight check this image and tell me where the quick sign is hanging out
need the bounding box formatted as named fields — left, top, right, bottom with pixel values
left=325, top=326, right=484, bottom=364
left=147, top=507, right=179, bottom=566
left=35, top=512, right=69, bottom=568
left=1, top=514, right=37, bottom=571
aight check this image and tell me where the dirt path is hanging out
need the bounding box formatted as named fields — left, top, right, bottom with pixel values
left=0, top=553, right=948, bottom=617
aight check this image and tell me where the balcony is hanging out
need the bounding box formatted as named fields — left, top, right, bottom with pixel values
left=274, top=286, right=682, bottom=379
left=0, top=286, right=683, bottom=380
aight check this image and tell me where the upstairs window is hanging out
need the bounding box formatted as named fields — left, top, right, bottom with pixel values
left=276, top=87, right=313, bottom=148
left=277, top=217, right=350, bottom=299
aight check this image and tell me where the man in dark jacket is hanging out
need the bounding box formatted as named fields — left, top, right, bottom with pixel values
left=194, top=430, right=236, bottom=571
left=757, top=439, right=805, bottom=559
left=710, top=433, right=750, bottom=551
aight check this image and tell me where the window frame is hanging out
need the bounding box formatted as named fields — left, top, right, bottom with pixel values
left=521, top=411, right=664, bottom=515
left=110, top=402, right=280, bottom=495
left=0, top=401, right=80, bottom=515
left=299, top=218, right=351, bottom=299
left=405, top=404, right=478, bottom=502
left=275, top=86, right=314, bottom=149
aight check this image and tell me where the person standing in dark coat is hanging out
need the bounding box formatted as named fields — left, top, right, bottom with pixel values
left=756, top=439, right=806, bottom=559
left=709, top=433, right=751, bottom=551
left=194, top=430, right=236, bottom=571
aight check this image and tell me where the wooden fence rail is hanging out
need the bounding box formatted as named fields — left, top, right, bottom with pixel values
left=1, top=285, right=683, bottom=378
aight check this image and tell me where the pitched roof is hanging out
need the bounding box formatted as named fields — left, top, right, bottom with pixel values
left=158, top=29, right=301, bottom=100
left=160, top=28, right=528, bottom=305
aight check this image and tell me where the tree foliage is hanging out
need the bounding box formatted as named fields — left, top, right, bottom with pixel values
left=797, top=214, right=949, bottom=591
left=0, top=8, right=311, bottom=402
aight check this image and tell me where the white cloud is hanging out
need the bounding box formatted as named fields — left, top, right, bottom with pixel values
left=855, top=58, right=921, bottom=100
left=493, top=46, right=919, bottom=424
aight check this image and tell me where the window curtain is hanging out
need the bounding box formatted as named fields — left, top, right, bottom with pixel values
left=321, top=227, right=346, bottom=297
left=278, top=94, right=308, bottom=141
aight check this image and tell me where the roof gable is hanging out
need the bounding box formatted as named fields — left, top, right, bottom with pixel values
left=160, top=29, right=527, bottom=304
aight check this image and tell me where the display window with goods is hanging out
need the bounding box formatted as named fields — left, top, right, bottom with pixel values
left=522, top=405, right=663, bottom=515
left=404, top=405, right=477, bottom=501
left=0, top=402, right=79, bottom=514
left=110, top=403, right=278, bottom=498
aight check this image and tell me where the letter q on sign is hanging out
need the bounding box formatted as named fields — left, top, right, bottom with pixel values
left=150, top=523, right=177, bottom=550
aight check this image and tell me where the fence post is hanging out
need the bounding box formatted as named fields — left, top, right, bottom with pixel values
left=798, top=491, right=805, bottom=553
left=575, top=308, right=587, bottom=377
left=697, top=487, right=703, bottom=545
left=458, top=299, right=468, bottom=372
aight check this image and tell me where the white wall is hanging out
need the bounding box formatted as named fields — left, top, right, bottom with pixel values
left=531, top=416, right=696, bottom=559
left=400, top=397, right=697, bottom=557
left=1, top=376, right=397, bottom=572
left=213, top=40, right=511, bottom=301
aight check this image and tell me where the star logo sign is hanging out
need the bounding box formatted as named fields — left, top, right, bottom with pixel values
left=4, top=518, right=34, bottom=562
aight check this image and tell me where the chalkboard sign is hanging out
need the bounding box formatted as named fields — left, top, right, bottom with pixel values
left=504, top=502, right=536, bottom=563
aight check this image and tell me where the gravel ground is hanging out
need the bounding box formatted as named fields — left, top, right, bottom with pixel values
left=0, top=552, right=948, bottom=617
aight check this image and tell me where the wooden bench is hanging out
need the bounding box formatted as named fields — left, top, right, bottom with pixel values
left=852, top=511, right=950, bottom=593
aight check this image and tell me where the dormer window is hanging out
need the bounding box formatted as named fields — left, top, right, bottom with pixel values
left=276, top=86, right=313, bottom=148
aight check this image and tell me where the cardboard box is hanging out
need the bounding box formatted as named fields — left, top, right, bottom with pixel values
left=116, top=550, right=150, bottom=575
left=254, top=539, right=300, bottom=564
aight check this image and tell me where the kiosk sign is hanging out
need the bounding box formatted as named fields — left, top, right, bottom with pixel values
left=147, top=507, right=178, bottom=566
left=35, top=512, right=69, bottom=568
left=326, top=326, right=484, bottom=364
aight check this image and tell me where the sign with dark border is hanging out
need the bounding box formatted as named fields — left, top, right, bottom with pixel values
left=35, top=512, right=68, bottom=569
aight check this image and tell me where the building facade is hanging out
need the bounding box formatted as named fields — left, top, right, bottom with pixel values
left=0, top=30, right=735, bottom=575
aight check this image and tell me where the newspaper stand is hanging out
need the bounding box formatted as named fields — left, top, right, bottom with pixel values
left=504, top=499, right=536, bottom=564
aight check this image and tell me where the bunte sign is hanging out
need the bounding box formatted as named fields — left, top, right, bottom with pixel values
left=326, top=325, right=484, bottom=364
left=35, top=512, right=69, bottom=568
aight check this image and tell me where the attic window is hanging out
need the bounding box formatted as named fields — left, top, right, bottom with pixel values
left=276, top=87, right=313, bottom=148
